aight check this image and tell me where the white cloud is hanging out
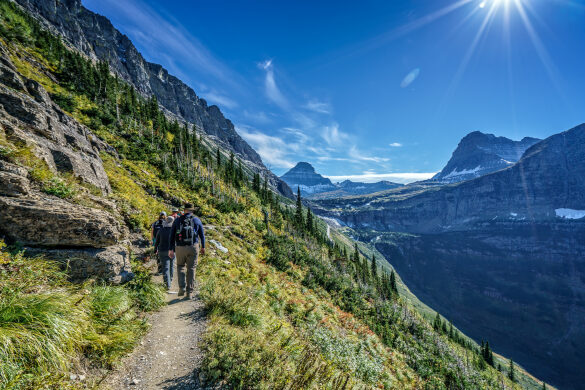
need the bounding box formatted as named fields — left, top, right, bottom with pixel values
left=304, top=100, right=331, bottom=114
left=236, top=126, right=295, bottom=169
left=325, top=172, right=437, bottom=184
left=203, top=92, right=238, bottom=109
left=389, top=142, right=403, bottom=147
left=400, top=68, right=421, bottom=88
left=321, top=123, right=349, bottom=146
left=258, top=59, right=289, bottom=109
left=243, top=110, right=273, bottom=124
left=348, top=146, right=390, bottom=163
left=84, top=0, right=239, bottom=88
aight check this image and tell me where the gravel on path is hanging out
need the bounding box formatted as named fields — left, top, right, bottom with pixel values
left=102, top=273, right=207, bottom=390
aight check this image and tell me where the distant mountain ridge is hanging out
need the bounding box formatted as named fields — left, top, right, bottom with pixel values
left=433, top=131, right=541, bottom=183
left=14, top=0, right=293, bottom=197
left=281, top=162, right=402, bottom=198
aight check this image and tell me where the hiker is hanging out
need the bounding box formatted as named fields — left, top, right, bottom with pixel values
left=155, top=216, right=176, bottom=293
left=151, top=211, right=166, bottom=247
left=169, top=203, right=205, bottom=299
left=171, top=208, right=182, bottom=219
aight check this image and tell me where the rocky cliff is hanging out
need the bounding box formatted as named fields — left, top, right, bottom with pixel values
left=0, top=41, right=131, bottom=283
left=432, top=131, right=541, bottom=184
left=14, top=0, right=292, bottom=197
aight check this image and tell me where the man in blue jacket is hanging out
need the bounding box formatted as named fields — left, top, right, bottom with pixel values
left=169, top=203, right=205, bottom=299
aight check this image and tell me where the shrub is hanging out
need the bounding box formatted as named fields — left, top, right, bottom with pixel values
left=49, top=92, right=75, bottom=112
left=42, top=177, right=76, bottom=198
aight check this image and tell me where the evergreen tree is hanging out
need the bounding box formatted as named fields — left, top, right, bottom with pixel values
left=216, top=147, right=221, bottom=168
left=306, top=208, right=314, bottom=234
left=542, top=382, right=546, bottom=390
left=433, top=312, right=441, bottom=331
left=508, top=359, right=516, bottom=382
left=449, top=321, right=454, bottom=339
left=370, top=255, right=378, bottom=280
left=295, top=187, right=304, bottom=228
left=390, top=270, right=398, bottom=294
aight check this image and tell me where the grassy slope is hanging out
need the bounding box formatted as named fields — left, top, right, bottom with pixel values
left=0, top=2, right=553, bottom=389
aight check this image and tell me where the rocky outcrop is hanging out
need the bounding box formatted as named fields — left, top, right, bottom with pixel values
left=0, top=47, right=112, bottom=193
left=13, top=0, right=293, bottom=196
left=26, top=244, right=133, bottom=284
left=0, top=196, right=125, bottom=247
left=432, top=131, right=541, bottom=184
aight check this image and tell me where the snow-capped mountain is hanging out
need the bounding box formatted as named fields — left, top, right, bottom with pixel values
left=281, top=162, right=402, bottom=198
left=433, top=131, right=541, bottom=183
left=280, top=162, right=336, bottom=195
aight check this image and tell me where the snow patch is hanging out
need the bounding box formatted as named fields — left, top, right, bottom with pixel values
left=510, top=212, right=518, bottom=217
left=555, top=208, right=585, bottom=220
left=443, top=166, right=482, bottom=179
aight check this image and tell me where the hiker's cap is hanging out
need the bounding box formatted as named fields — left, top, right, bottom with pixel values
left=159, top=211, right=167, bottom=217
left=172, top=208, right=179, bottom=213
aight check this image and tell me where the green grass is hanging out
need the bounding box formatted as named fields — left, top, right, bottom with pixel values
left=0, top=243, right=165, bottom=389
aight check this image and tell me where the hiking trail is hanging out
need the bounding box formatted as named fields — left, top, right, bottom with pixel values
left=102, top=273, right=207, bottom=390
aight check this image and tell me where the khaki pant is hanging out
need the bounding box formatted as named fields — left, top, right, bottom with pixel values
left=175, top=244, right=199, bottom=293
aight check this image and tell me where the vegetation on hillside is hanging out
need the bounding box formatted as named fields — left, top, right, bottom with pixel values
left=0, top=1, right=552, bottom=389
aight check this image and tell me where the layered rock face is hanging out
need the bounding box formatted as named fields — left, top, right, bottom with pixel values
left=14, top=0, right=292, bottom=197
left=432, top=131, right=541, bottom=184
left=0, top=44, right=130, bottom=283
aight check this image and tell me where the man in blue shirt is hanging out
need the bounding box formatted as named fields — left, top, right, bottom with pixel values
left=169, top=203, right=205, bottom=299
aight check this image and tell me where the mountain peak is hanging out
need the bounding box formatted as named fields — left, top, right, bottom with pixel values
left=289, top=162, right=317, bottom=173
left=433, top=131, right=541, bottom=183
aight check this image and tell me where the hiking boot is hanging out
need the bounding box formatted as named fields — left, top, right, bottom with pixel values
left=178, top=289, right=185, bottom=296
left=186, top=292, right=192, bottom=300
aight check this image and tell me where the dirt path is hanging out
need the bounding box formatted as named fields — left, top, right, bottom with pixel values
left=102, top=274, right=207, bottom=390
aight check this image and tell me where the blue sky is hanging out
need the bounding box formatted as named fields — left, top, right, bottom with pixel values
left=83, top=0, right=585, bottom=183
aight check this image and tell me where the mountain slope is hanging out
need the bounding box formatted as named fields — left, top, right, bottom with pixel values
left=433, top=131, right=541, bottom=184
left=13, top=0, right=292, bottom=197
left=314, top=124, right=585, bottom=389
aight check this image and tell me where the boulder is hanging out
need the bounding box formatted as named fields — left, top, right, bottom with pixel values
left=0, top=196, right=125, bottom=247
left=25, top=244, right=133, bottom=284
left=0, top=171, right=30, bottom=196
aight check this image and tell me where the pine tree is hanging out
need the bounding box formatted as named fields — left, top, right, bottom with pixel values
left=449, top=321, right=454, bottom=339
left=295, top=187, right=304, bottom=228
left=433, top=312, right=441, bottom=331
left=508, top=359, right=516, bottom=382
left=370, top=255, right=378, bottom=280
left=216, top=147, right=221, bottom=168
left=390, top=270, right=398, bottom=294
left=306, top=208, right=314, bottom=234
left=542, top=382, right=546, bottom=390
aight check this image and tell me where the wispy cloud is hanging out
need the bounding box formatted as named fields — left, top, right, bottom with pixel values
left=349, top=146, right=390, bottom=163
left=258, top=59, right=289, bottom=109
left=400, top=68, right=421, bottom=88
left=236, top=126, right=295, bottom=169
left=389, top=142, right=403, bottom=147
left=203, top=92, right=238, bottom=109
left=321, top=123, right=349, bottom=146
left=325, top=172, right=436, bottom=184
left=84, top=0, right=240, bottom=89
left=243, top=110, right=273, bottom=124
left=304, top=100, right=331, bottom=114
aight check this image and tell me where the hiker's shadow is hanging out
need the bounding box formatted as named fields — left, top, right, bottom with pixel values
left=160, top=370, right=202, bottom=390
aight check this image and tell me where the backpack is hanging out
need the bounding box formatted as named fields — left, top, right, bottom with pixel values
left=176, top=214, right=198, bottom=246
left=152, top=219, right=164, bottom=238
